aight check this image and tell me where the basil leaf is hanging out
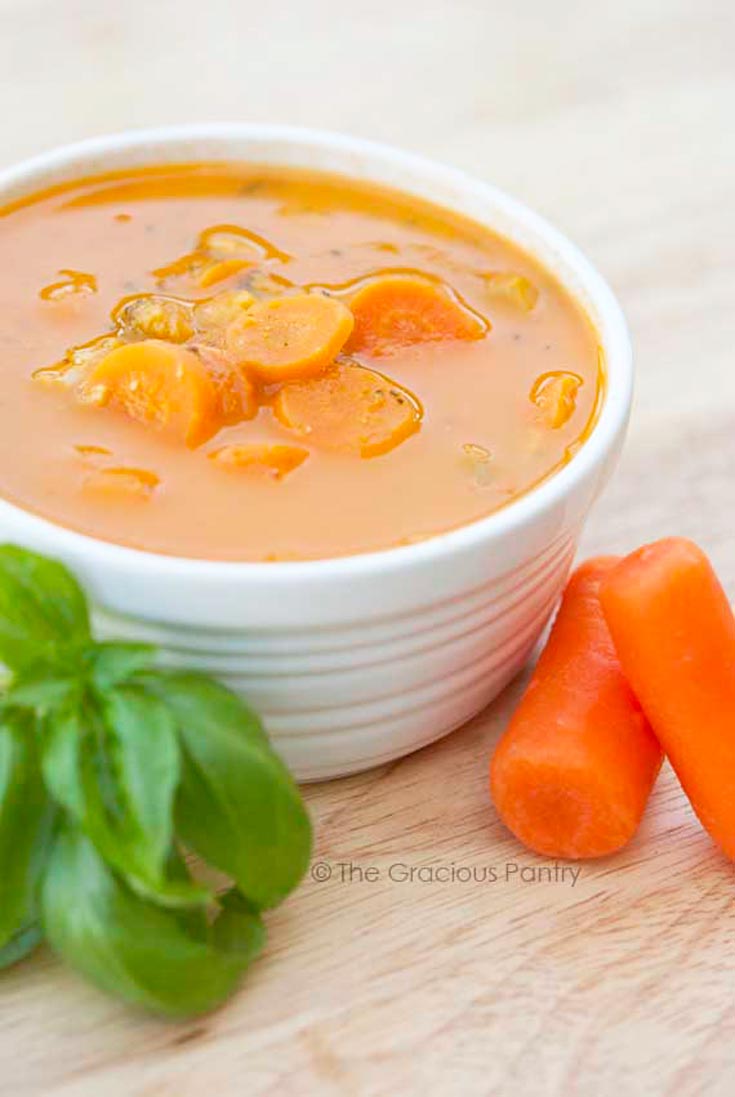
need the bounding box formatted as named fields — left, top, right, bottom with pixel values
left=141, top=670, right=270, bottom=747
left=99, top=686, right=179, bottom=875
left=89, top=643, right=156, bottom=690
left=163, top=846, right=209, bottom=938
left=43, top=696, right=205, bottom=908
left=42, top=828, right=264, bottom=1017
left=0, top=710, right=52, bottom=956
left=210, top=888, right=265, bottom=963
left=41, top=704, right=88, bottom=817
left=5, top=675, right=79, bottom=713
left=0, top=546, right=90, bottom=674
left=101, top=687, right=210, bottom=905
left=147, top=673, right=312, bottom=909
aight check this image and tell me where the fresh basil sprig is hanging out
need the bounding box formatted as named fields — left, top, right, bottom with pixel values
left=0, top=545, right=312, bottom=1016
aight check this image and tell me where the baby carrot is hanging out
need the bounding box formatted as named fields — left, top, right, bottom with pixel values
left=346, top=273, right=486, bottom=357
left=601, top=538, right=735, bottom=860
left=490, top=558, right=663, bottom=859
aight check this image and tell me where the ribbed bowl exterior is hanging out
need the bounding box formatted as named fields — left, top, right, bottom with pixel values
left=93, top=530, right=577, bottom=779
left=0, top=125, right=632, bottom=781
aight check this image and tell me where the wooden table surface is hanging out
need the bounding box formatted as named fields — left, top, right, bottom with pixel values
left=1, top=1, right=734, bottom=1093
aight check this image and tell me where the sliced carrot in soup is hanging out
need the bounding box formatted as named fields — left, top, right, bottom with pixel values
left=197, top=258, right=252, bottom=289
left=209, top=443, right=308, bottom=479
left=346, top=273, right=487, bottom=357
left=82, top=466, right=160, bottom=501
left=274, top=361, right=422, bottom=458
left=225, top=293, right=354, bottom=382
left=79, top=340, right=219, bottom=447
left=530, top=371, right=583, bottom=429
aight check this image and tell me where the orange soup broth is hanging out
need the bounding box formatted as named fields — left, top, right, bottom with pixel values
left=0, top=164, right=602, bottom=560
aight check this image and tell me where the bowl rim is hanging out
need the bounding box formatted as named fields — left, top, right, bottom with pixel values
left=0, top=122, right=632, bottom=581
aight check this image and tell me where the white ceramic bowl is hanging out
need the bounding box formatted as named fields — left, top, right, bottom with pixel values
left=0, top=124, right=632, bottom=780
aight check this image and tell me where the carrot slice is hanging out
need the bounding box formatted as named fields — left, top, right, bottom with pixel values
left=82, top=466, right=159, bottom=501
left=209, top=443, right=308, bottom=479
left=601, top=538, right=735, bottom=860
left=153, top=224, right=278, bottom=287
left=490, top=558, right=663, bottom=859
left=79, top=340, right=219, bottom=447
left=274, top=361, right=422, bottom=458
left=530, top=371, right=583, bottom=429
left=226, top=294, right=354, bottom=382
left=346, top=273, right=487, bottom=357
left=197, top=258, right=252, bottom=289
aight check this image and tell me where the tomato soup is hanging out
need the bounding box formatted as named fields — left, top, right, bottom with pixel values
left=0, top=164, right=601, bottom=560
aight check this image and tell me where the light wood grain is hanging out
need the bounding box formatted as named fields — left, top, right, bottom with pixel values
left=1, top=1, right=735, bottom=1093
